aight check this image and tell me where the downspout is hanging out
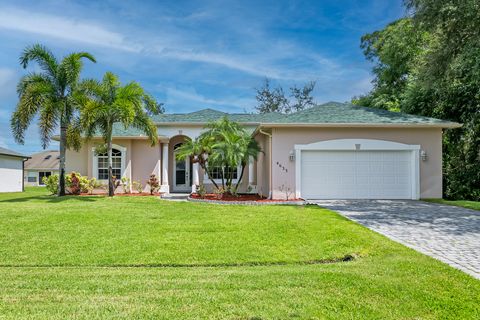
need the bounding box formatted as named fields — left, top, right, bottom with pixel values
left=259, top=128, right=273, bottom=199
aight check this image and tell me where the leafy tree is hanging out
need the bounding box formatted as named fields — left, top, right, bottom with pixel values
left=289, top=81, right=316, bottom=112
left=79, top=72, right=163, bottom=196
left=354, top=1, right=480, bottom=200
left=11, top=44, right=95, bottom=196
left=255, top=78, right=316, bottom=114
left=176, top=117, right=261, bottom=193
left=255, top=78, right=289, bottom=114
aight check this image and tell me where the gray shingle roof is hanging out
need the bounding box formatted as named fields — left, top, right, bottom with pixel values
left=0, top=147, right=30, bottom=159
left=151, top=108, right=286, bottom=124
left=24, top=150, right=59, bottom=170
left=268, top=102, right=456, bottom=125
left=108, top=102, right=459, bottom=137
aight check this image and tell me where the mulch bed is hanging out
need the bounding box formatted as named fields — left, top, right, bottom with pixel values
left=189, top=193, right=304, bottom=205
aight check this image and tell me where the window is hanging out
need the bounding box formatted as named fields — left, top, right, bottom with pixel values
left=38, top=172, right=51, bottom=185
left=27, top=176, right=37, bottom=183
left=97, top=149, right=122, bottom=180
left=206, top=165, right=239, bottom=182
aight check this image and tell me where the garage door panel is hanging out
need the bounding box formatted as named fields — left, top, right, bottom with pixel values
left=301, top=150, right=413, bottom=199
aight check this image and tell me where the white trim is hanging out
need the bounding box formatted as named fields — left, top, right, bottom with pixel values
left=92, top=144, right=127, bottom=181
left=294, top=139, right=421, bottom=200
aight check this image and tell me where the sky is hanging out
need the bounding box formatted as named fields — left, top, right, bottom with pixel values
left=0, top=0, right=405, bottom=154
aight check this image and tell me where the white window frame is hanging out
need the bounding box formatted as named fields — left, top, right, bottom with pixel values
left=38, top=171, right=52, bottom=185
left=203, top=165, right=241, bottom=184
left=294, top=139, right=420, bottom=200
left=92, top=144, right=126, bottom=181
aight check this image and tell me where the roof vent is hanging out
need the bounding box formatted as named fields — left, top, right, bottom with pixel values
left=44, top=155, right=52, bottom=160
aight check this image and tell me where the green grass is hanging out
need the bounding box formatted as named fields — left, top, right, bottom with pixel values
left=424, top=198, right=480, bottom=211
left=0, top=188, right=479, bottom=319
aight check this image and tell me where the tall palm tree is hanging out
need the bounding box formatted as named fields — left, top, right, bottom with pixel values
left=11, top=44, right=96, bottom=196
left=80, top=72, right=162, bottom=196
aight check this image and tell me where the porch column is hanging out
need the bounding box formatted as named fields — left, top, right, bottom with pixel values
left=160, top=142, right=169, bottom=193
left=191, top=161, right=200, bottom=193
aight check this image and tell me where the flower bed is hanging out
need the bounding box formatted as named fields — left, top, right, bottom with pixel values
left=188, top=193, right=304, bottom=205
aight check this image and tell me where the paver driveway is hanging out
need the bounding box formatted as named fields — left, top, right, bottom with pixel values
left=311, top=200, right=480, bottom=279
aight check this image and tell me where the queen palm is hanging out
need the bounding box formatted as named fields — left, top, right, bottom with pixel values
left=11, top=44, right=96, bottom=196
left=80, top=72, right=162, bottom=196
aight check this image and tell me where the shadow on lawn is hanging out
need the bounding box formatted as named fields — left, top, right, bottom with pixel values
left=0, top=195, right=100, bottom=203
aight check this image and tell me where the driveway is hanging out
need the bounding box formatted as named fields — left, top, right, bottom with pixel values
left=310, top=200, right=480, bottom=279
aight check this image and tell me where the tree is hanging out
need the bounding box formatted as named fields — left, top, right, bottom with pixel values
left=176, top=117, right=261, bottom=193
left=79, top=72, right=163, bottom=196
left=254, top=78, right=289, bottom=114
left=255, top=78, right=316, bottom=114
left=353, top=1, right=480, bottom=200
left=11, top=44, right=96, bottom=196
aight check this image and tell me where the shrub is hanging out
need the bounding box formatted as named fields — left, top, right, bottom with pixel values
left=147, top=174, right=160, bottom=195
left=133, top=180, right=143, bottom=193
left=196, top=185, right=206, bottom=198
left=121, top=177, right=131, bottom=194
left=42, top=174, right=59, bottom=195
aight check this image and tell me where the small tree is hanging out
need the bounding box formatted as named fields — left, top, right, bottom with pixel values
left=176, top=117, right=261, bottom=193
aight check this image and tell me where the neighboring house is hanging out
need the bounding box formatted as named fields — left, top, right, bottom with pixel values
left=64, top=102, right=460, bottom=200
left=24, top=150, right=59, bottom=186
left=0, top=147, right=30, bottom=193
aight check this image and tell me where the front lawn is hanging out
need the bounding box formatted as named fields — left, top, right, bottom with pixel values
left=424, top=198, right=480, bottom=211
left=0, top=188, right=479, bottom=319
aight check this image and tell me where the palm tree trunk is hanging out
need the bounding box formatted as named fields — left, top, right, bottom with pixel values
left=235, top=164, right=246, bottom=190
left=107, top=138, right=114, bottom=197
left=202, top=164, right=219, bottom=189
left=58, top=123, right=67, bottom=196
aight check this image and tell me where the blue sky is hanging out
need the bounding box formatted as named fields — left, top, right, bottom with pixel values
left=0, top=0, right=405, bottom=153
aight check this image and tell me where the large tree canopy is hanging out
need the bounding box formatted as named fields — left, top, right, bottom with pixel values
left=353, top=0, right=480, bottom=200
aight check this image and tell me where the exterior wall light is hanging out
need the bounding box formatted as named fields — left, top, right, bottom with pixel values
left=421, top=150, right=427, bottom=161
left=289, top=150, right=295, bottom=161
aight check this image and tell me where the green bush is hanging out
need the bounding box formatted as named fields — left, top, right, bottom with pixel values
left=42, top=174, right=59, bottom=195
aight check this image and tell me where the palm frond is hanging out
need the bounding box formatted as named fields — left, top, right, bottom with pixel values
left=38, top=101, right=60, bottom=149
left=19, top=44, right=58, bottom=80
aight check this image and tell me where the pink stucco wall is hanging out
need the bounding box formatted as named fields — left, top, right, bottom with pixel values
left=270, top=127, right=443, bottom=199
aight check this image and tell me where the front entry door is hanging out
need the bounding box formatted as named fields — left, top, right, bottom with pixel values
left=173, top=151, right=190, bottom=192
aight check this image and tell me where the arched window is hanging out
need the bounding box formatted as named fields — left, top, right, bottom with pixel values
left=97, top=148, right=122, bottom=180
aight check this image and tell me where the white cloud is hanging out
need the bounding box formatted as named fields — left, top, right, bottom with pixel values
left=0, top=8, right=140, bottom=52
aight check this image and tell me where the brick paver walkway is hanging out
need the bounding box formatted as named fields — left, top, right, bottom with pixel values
left=311, top=200, right=480, bottom=279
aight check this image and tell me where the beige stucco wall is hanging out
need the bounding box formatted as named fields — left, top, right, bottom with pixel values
left=270, top=127, right=443, bottom=200
left=255, top=131, right=271, bottom=198
left=66, top=139, right=159, bottom=191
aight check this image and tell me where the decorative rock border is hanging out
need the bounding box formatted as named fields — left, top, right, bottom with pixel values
left=187, top=196, right=305, bottom=206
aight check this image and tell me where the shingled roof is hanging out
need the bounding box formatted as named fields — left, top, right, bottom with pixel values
left=24, top=150, right=59, bottom=170
left=0, top=147, right=30, bottom=159
left=100, top=102, right=461, bottom=137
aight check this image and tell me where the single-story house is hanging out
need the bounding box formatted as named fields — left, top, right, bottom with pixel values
left=24, top=150, right=59, bottom=186
left=0, top=147, right=30, bottom=192
left=65, top=102, right=460, bottom=200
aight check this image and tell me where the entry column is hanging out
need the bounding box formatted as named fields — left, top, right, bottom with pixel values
left=160, top=143, right=169, bottom=193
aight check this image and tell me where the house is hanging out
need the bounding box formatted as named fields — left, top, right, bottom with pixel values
left=65, top=102, right=460, bottom=200
left=24, top=150, right=59, bottom=186
left=0, top=147, right=30, bottom=192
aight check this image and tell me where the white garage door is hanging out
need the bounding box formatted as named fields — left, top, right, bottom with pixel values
left=301, top=150, right=413, bottom=199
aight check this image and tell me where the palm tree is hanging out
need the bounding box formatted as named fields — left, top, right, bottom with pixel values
left=11, top=44, right=96, bottom=196
left=176, top=117, right=261, bottom=193
left=79, top=72, right=162, bottom=196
